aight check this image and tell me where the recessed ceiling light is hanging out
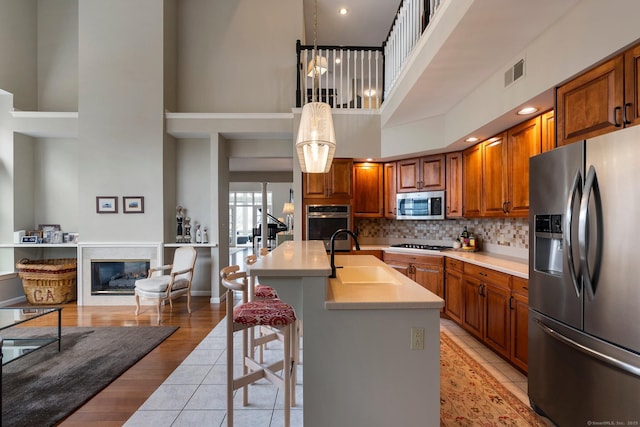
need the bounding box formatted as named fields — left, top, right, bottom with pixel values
left=364, top=89, right=376, bottom=97
left=465, top=137, right=479, bottom=143
left=335, top=58, right=341, bottom=64
left=517, top=106, right=538, bottom=115
left=338, top=8, right=349, bottom=15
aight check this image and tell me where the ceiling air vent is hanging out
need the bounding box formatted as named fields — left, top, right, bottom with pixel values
left=504, top=58, right=525, bottom=87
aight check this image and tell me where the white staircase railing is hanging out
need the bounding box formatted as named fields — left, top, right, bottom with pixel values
left=384, top=0, right=444, bottom=99
left=296, top=0, right=446, bottom=110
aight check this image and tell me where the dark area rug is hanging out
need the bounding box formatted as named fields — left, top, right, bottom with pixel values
left=1, top=326, right=178, bottom=427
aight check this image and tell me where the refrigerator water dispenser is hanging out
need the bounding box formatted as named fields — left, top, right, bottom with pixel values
left=534, top=214, right=563, bottom=276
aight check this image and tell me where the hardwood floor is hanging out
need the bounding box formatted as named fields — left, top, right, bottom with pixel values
left=19, top=297, right=225, bottom=426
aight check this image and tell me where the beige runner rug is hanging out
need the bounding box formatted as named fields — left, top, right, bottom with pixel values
left=440, top=332, right=548, bottom=426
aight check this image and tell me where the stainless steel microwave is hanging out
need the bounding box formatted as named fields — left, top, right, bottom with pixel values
left=396, top=191, right=445, bottom=220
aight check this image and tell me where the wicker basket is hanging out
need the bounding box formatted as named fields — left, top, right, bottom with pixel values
left=16, top=258, right=77, bottom=305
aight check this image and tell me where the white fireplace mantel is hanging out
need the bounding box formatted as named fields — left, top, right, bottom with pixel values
left=77, top=242, right=163, bottom=306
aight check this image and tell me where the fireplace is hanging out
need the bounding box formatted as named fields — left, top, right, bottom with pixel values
left=91, top=260, right=150, bottom=295
left=78, top=243, right=162, bottom=305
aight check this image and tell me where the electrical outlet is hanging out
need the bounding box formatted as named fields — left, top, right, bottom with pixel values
left=410, top=327, right=424, bottom=350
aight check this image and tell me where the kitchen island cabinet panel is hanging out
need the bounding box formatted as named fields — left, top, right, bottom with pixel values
left=250, top=243, right=443, bottom=427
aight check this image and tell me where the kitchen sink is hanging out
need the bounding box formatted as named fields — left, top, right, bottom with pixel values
left=335, top=266, right=399, bottom=285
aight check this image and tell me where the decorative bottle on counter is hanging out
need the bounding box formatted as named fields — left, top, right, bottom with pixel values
left=461, top=227, right=469, bottom=247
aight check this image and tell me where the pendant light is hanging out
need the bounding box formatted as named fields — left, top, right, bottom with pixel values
left=296, top=0, right=336, bottom=173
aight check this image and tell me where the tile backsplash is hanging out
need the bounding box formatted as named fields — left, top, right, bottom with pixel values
left=354, top=217, right=529, bottom=250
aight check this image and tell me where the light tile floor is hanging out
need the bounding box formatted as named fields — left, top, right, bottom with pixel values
left=125, top=318, right=530, bottom=427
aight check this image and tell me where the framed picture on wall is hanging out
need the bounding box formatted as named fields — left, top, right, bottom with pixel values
left=123, top=196, right=144, bottom=213
left=96, top=196, right=118, bottom=213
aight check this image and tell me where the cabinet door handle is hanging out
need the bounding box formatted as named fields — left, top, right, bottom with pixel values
left=478, top=283, right=484, bottom=296
left=614, top=106, right=622, bottom=127
left=509, top=296, right=514, bottom=310
left=624, top=102, right=633, bottom=125
left=478, top=271, right=487, bottom=277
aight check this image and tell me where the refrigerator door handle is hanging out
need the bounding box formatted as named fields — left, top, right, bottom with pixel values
left=578, top=165, right=603, bottom=300
left=535, top=319, right=640, bottom=378
left=565, top=169, right=582, bottom=297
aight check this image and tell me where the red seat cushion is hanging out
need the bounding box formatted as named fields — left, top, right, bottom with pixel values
left=255, top=285, right=279, bottom=299
left=233, top=300, right=296, bottom=327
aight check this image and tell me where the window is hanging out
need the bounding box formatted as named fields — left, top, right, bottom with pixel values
left=229, top=191, right=272, bottom=246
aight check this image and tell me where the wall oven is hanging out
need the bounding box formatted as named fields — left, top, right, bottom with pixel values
left=306, top=204, right=351, bottom=251
left=396, top=190, right=445, bottom=220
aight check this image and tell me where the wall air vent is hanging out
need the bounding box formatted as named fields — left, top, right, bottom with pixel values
left=504, top=58, right=525, bottom=87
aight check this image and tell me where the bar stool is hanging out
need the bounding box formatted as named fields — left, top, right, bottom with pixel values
left=220, top=265, right=296, bottom=427
left=245, top=254, right=280, bottom=364
left=250, top=250, right=301, bottom=399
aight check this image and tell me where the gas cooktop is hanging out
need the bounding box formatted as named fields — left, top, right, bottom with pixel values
left=390, top=243, right=453, bottom=251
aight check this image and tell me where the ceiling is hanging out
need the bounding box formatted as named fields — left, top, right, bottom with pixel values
left=232, top=0, right=580, bottom=173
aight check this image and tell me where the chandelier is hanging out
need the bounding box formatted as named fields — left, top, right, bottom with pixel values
left=295, top=0, right=336, bottom=173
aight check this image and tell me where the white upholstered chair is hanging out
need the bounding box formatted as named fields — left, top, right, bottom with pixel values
left=134, top=246, right=197, bottom=324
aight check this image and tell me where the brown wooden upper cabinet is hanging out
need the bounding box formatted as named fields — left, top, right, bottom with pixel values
left=482, top=116, right=541, bottom=217
left=556, top=42, right=640, bottom=146
left=352, top=162, right=383, bottom=218
left=541, top=110, right=555, bottom=152
left=383, top=162, right=397, bottom=219
left=463, top=115, right=542, bottom=218
left=445, top=152, right=463, bottom=218
left=462, top=143, right=482, bottom=217
left=303, top=158, right=353, bottom=200
left=397, top=155, right=445, bottom=192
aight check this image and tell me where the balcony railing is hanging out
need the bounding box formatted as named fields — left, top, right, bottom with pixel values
left=295, top=0, right=445, bottom=110
left=296, top=41, right=384, bottom=110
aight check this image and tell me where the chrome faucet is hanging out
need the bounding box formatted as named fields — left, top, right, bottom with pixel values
left=329, top=228, right=361, bottom=278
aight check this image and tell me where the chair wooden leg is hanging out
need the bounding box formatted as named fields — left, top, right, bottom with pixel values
left=134, top=293, right=140, bottom=315
left=156, top=301, right=162, bottom=324
left=187, top=292, right=192, bottom=313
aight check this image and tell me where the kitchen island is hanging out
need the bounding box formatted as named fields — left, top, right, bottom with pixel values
left=248, top=240, right=444, bottom=427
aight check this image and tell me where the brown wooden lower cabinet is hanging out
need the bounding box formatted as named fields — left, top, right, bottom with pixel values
left=510, top=277, right=529, bottom=372
left=446, top=259, right=529, bottom=372
left=383, top=252, right=444, bottom=299
left=444, top=258, right=464, bottom=324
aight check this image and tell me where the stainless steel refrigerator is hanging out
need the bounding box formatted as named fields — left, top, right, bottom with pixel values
left=529, top=124, right=640, bottom=425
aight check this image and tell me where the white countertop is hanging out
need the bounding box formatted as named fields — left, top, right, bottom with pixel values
left=247, top=241, right=444, bottom=310
left=326, top=254, right=444, bottom=310
left=247, top=240, right=331, bottom=277
left=366, top=245, right=529, bottom=279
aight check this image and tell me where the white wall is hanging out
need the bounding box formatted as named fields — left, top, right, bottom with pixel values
left=37, top=0, right=78, bottom=111
left=176, top=0, right=303, bottom=113
left=0, top=0, right=37, bottom=110
left=381, top=0, right=640, bottom=157
left=77, top=0, right=165, bottom=242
